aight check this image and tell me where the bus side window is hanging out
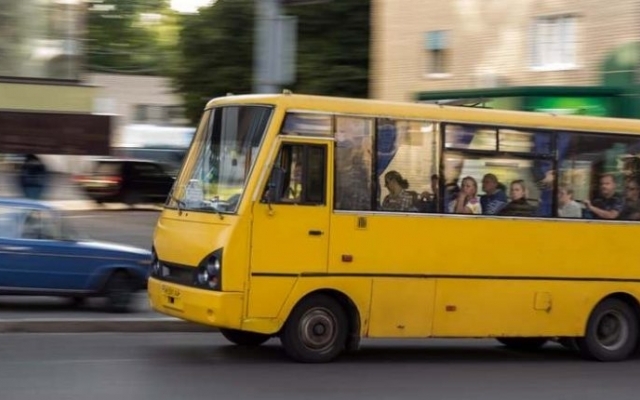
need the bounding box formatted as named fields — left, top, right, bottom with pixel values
left=262, top=144, right=327, bottom=205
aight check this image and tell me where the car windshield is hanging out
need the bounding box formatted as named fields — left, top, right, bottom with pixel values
left=0, top=206, right=91, bottom=242
left=166, top=105, right=273, bottom=214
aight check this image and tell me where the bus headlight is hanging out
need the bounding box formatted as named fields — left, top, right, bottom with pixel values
left=195, top=250, right=222, bottom=291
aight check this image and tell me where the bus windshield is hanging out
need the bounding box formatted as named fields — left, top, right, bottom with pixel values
left=167, top=105, right=273, bottom=213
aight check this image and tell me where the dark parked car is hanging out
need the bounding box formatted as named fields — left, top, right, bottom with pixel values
left=0, top=198, right=151, bottom=312
left=75, top=158, right=175, bottom=205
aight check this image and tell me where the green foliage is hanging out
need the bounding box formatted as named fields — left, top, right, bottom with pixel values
left=170, top=0, right=370, bottom=124
left=86, top=0, right=179, bottom=75
left=170, top=0, right=255, bottom=123
left=286, top=0, right=370, bottom=98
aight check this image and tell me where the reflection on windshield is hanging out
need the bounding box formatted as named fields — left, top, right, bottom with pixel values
left=168, top=105, right=272, bottom=213
left=61, top=217, right=91, bottom=241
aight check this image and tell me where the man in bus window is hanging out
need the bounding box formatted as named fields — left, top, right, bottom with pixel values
left=480, top=173, right=507, bottom=215
left=584, top=173, right=623, bottom=220
left=557, top=185, right=582, bottom=218
left=618, top=177, right=640, bottom=220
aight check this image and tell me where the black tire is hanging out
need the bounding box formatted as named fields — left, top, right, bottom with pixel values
left=104, top=271, right=135, bottom=313
left=576, top=298, right=639, bottom=362
left=220, top=328, right=271, bottom=346
left=496, top=337, right=549, bottom=351
left=280, top=294, right=348, bottom=363
left=122, top=191, right=141, bottom=206
left=69, top=296, right=87, bottom=307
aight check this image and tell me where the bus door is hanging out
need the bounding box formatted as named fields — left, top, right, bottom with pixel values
left=250, top=139, right=332, bottom=278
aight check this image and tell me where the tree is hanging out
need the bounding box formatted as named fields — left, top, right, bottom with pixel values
left=170, top=0, right=370, bottom=124
left=86, top=0, right=179, bottom=75
left=286, top=0, right=370, bottom=99
left=170, top=0, right=255, bottom=123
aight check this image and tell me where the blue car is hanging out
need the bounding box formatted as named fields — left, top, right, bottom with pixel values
left=0, top=198, right=151, bottom=312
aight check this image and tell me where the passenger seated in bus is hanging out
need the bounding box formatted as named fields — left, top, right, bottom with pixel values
left=447, top=176, right=482, bottom=214
left=584, top=173, right=623, bottom=220
left=381, top=170, right=417, bottom=211
left=480, top=173, right=507, bottom=215
left=557, top=185, right=582, bottom=218
left=618, top=176, right=640, bottom=220
left=498, top=180, right=537, bottom=217
left=284, top=162, right=303, bottom=201
left=418, top=174, right=439, bottom=212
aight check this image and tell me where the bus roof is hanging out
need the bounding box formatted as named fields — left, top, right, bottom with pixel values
left=205, top=93, right=640, bottom=136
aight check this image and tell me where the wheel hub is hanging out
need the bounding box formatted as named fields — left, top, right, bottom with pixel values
left=299, top=308, right=337, bottom=351
left=596, top=311, right=629, bottom=351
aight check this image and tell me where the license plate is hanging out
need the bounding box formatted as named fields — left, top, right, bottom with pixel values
left=161, top=284, right=181, bottom=298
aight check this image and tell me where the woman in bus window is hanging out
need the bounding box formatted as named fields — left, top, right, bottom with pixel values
left=381, top=171, right=416, bottom=211
left=448, top=176, right=482, bottom=214
left=499, top=180, right=537, bottom=217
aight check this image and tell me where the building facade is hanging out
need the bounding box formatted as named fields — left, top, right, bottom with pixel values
left=0, top=0, right=111, bottom=158
left=371, top=0, right=640, bottom=115
left=88, top=73, right=191, bottom=146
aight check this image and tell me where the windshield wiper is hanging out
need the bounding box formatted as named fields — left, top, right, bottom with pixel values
left=209, top=196, right=224, bottom=220
left=169, top=193, right=186, bottom=215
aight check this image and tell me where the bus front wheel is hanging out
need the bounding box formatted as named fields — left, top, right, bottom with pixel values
left=219, top=328, right=271, bottom=347
left=280, top=294, right=348, bottom=363
left=576, top=298, right=639, bottom=362
left=496, top=337, right=548, bottom=351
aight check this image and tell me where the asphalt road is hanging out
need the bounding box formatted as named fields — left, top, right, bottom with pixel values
left=2, top=333, right=640, bottom=400
left=0, top=210, right=161, bottom=320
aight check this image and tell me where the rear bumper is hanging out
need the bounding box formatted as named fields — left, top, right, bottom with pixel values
left=147, top=277, right=243, bottom=329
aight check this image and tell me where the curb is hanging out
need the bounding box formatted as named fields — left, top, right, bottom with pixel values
left=44, top=200, right=163, bottom=212
left=0, top=318, right=219, bottom=333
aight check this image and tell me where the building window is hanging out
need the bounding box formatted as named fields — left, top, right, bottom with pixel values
left=424, top=30, right=450, bottom=75
left=531, top=15, right=577, bottom=69
left=134, top=105, right=148, bottom=123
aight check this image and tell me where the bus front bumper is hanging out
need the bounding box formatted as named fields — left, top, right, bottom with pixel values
left=147, top=277, right=243, bottom=329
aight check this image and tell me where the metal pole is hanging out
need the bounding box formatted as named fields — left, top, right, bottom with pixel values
left=254, top=0, right=282, bottom=93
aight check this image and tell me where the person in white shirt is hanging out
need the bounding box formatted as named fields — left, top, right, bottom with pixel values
left=557, top=185, right=582, bottom=218
left=448, top=176, right=482, bottom=215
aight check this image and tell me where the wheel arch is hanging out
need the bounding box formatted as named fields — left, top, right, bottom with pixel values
left=584, top=292, right=640, bottom=334
left=86, top=264, right=145, bottom=293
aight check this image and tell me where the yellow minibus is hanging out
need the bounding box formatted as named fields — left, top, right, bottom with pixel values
left=148, top=92, right=640, bottom=363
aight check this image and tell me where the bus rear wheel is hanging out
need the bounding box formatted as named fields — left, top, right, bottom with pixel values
left=219, top=328, right=271, bottom=347
left=576, top=298, right=639, bottom=362
left=280, top=294, right=348, bottom=363
left=496, top=337, right=548, bottom=351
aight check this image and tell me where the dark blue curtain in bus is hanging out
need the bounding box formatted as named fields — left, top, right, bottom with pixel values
left=534, top=132, right=571, bottom=217
left=376, top=121, right=398, bottom=203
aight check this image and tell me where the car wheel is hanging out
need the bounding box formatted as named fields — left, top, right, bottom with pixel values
left=123, top=191, right=140, bottom=206
left=69, top=296, right=87, bottom=307
left=280, top=294, right=348, bottom=363
left=220, top=328, right=271, bottom=346
left=576, top=298, right=639, bottom=362
left=104, top=271, right=135, bottom=313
